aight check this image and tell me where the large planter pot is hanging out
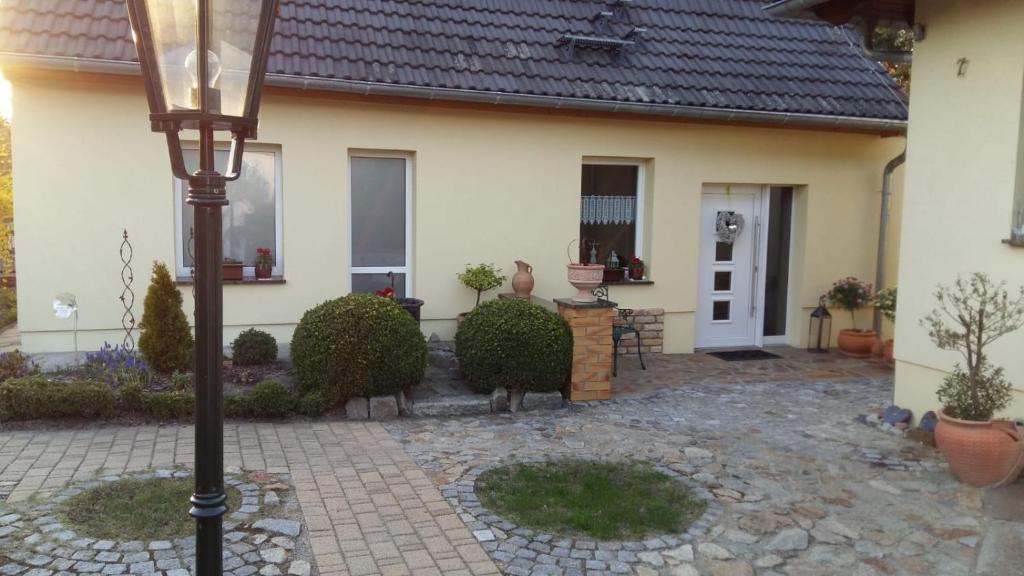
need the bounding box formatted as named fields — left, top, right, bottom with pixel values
left=935, top=409, right=1024, bottom=487
left=567, top=264, right=604, bottom=303
left=397, top=298, right=424, bottom=322
left=836, top=329, right=876, bottom=358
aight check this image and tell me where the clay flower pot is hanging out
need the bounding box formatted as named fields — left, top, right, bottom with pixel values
left=935, top=409, right=1024, bottom=487
left=567, top=263, right=604, bottom=302
left=836, top=329, right=876, bottom=358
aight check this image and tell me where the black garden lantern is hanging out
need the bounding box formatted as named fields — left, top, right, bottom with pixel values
left=125, top=2, right=279, bottom=574
left=807, top=295, right=833, bottom=353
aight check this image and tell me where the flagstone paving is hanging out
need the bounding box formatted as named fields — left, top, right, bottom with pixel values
left=387, top=375, right=1024, bottom=576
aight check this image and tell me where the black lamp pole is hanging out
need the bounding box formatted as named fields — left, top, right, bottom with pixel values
left=124, top=1, right=280, bottom=574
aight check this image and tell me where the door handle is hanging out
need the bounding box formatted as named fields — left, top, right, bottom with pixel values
left=751, top=216, right=760, bottom=318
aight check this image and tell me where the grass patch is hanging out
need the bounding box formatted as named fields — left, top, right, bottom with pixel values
left=476, top=459, right=706, bottom=541
left=60, top=477, right=242, bottom=540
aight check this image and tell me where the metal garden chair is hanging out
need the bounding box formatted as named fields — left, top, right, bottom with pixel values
left=593, top=284, right=647, bottom=376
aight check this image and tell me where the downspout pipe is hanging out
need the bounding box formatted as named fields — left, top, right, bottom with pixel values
left=873, top=150, right=906, bottom=334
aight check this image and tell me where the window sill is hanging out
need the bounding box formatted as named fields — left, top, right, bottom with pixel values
left=605, top=279, right=654, bottom=286
left=1002, top=238, right=1024, bottom=248
left=176, top=276, right=286, bottom=285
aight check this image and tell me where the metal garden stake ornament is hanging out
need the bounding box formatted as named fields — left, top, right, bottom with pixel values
left=124, top=1, right=280, bottom=574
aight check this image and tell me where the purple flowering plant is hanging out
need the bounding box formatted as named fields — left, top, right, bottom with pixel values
left=0, top=350, right=38, bottom=381
left=85, top=343, right=151, bottom=387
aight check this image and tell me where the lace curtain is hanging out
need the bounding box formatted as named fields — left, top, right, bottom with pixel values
left=580, top=195, right=636, bottom=225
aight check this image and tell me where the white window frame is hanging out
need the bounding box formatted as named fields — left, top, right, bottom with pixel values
left=581, top=158, right=646, bottom=260
left=348, top=152, right=413, bottom=296
left=173, top=143, right=284, bottom=279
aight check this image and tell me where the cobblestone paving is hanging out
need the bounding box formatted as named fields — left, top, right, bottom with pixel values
left=0, top=423, right=500, bottom=576
left=387, top=376, right=1021, bottom=576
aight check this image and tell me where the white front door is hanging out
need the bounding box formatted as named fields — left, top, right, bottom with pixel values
left=695, top=185, right=764, bottom=348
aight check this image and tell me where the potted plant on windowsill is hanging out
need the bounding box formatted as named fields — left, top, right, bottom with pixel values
left=926, top=273, right=1024, bottom=487
left=456, top=263, right=506, bottom=326
left=377, top=271, right=424, bottom=322
left=827, top=277, right=875, bottom=357
left=628, top=255, right=645, bottom=281
left=255, top=247, right=273, bottom=280
left=223, top=258, right=244, bottom=281
left=874, top=287, right=897, bottom=365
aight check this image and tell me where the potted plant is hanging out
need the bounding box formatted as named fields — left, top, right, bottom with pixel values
left=874, top=287, right=897, bottom=365
left=566, top=241, right=603, bottom=302
left=376, top=272, right=424, bottom=322
left=925, top=273, right=1024, bottom=487
left=223, top=258, right=243, bottom=281
left=255, top=247, right=273, bottom=280
left=628, top=255, right=645, bottom=281
left=826, top=277, right=875, bottom=357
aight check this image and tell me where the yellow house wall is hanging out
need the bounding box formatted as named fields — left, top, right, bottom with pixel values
left=8, top=74, right=905, bottom=356
left=893, top=0, right=1024, bottom=420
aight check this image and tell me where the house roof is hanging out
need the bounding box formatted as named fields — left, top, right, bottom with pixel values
left=0, top=0, right=908, bottom=133
left=762, top=0, right=915, bottom=26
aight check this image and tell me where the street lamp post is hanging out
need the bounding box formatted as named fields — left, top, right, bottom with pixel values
left=125, top=2, right=279, bottom=574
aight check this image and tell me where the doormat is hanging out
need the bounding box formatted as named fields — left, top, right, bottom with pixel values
left=707, top=349, right=782, bottom=362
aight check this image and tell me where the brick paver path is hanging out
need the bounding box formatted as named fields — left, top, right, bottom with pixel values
left=0, top=422, right=500, bottom=576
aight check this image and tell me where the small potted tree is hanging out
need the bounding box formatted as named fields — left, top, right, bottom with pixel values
left=457, top=263, right=506, bottom=325
left=926, top=273, right=1024, bottom=487
left=255, top=247, right=273, bottom=280
left=874, top=287, right=897, bottom=365
left=827, top=277, right=875, bottom=357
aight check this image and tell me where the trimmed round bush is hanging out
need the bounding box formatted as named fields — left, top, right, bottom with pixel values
left=291, top=294, right=427, bottom=403
left=231, top=328, right=278, bottom=366
left=455, top=298, right=572, bottom=394
left=247, top=380, right=295, bottom=418
left=297, top=391, right=329, bottom=416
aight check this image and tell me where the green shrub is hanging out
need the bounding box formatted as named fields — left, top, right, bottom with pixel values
left=456, top=298, right=572, bottom=394
left=291, top=294, right=427, bottom=403
left=247, top=380, right=295, bottom=418
left=118, top=381, right=145, bottom=413
left=141, top=390, right=194, bottom=419
left=0, top=287, right=16, bottom=327
left=0, top=376, right=115, bottom=421
left=138, top=262, right=193, bottom=373
left=0, top=350, right=37, bottom=382
left=169, top=370, right=192, bottom=392
left=297, top=391, right=329, bottom=416
left=231, top=329, right=278, bottom=366
left=224, top=393, right=250, bottom=418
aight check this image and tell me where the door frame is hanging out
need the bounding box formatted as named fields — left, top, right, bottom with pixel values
left=696, top=185, right=785, bottom=349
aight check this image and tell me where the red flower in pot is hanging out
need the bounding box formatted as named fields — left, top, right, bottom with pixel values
left=255, top=247, right=273, bottom=279
left=375, top=286, right=395, bottom=300
left=628, top=255, right=645, bottom=280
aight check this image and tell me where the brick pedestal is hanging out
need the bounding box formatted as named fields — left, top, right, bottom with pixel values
left=555, top=298, right=615, bottom=401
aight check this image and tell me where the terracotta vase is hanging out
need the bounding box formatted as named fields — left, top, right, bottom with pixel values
left=836, top=329, right=876, bottom=357
left=935, top=409, right=1024, bottom=487
left=566, top=263, right=604, bottom=302
left=512, top=260, right=534, bottom=299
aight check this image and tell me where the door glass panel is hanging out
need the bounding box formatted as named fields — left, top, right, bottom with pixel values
left=712, top=300, right=730, bottom=321
left=714, top=271, right=732, bottom=292
left=351, top=157, right=406, bottom=267
left=715, top=242, right=733, bottom=262
left=763, top=187, right=793, bottom=337
left=352, top=273, right=407, bottom=299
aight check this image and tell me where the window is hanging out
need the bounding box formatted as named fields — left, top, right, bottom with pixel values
left=174, top=146, right=283, bottom=278
left=579, top=162, right=645, bottom=268
left=350, top=154, right=411, bottom=297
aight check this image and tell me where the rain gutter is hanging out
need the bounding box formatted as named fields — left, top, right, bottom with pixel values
left=873, top=149, right=906, bottom=334
left=0, top=53, right=907, bottom=135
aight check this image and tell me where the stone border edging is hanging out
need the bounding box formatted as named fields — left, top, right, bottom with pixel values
left=441, top=457, right=723, bottom=574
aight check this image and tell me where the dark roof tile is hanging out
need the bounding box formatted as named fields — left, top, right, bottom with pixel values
left=0, top=0, right=907, bottom=121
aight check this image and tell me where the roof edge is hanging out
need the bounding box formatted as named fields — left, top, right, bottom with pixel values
left=0, top=53, right=907, bottom=135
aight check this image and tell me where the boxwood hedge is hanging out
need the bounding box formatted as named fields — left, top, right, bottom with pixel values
left=455, top=298, right=572, bottom=394
left=291, top=294, right=427, bottom=404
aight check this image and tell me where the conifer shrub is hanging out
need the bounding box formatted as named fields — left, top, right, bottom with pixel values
left=231, top=329, right=278, bottom=366
left=138, top=262, right=193, bottom=373
left=291, top=294, right=427, bottom=404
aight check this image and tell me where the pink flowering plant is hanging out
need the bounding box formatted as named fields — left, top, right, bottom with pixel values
left=827, top=277, right=874, bottom=331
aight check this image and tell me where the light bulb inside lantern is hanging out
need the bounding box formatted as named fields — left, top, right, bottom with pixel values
left=184, top=49, right=222, bottom=112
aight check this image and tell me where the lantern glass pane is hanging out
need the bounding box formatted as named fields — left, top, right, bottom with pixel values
left=210, top=0, right=262, bottom=118
left=144, top=0, right=198, bottom=112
